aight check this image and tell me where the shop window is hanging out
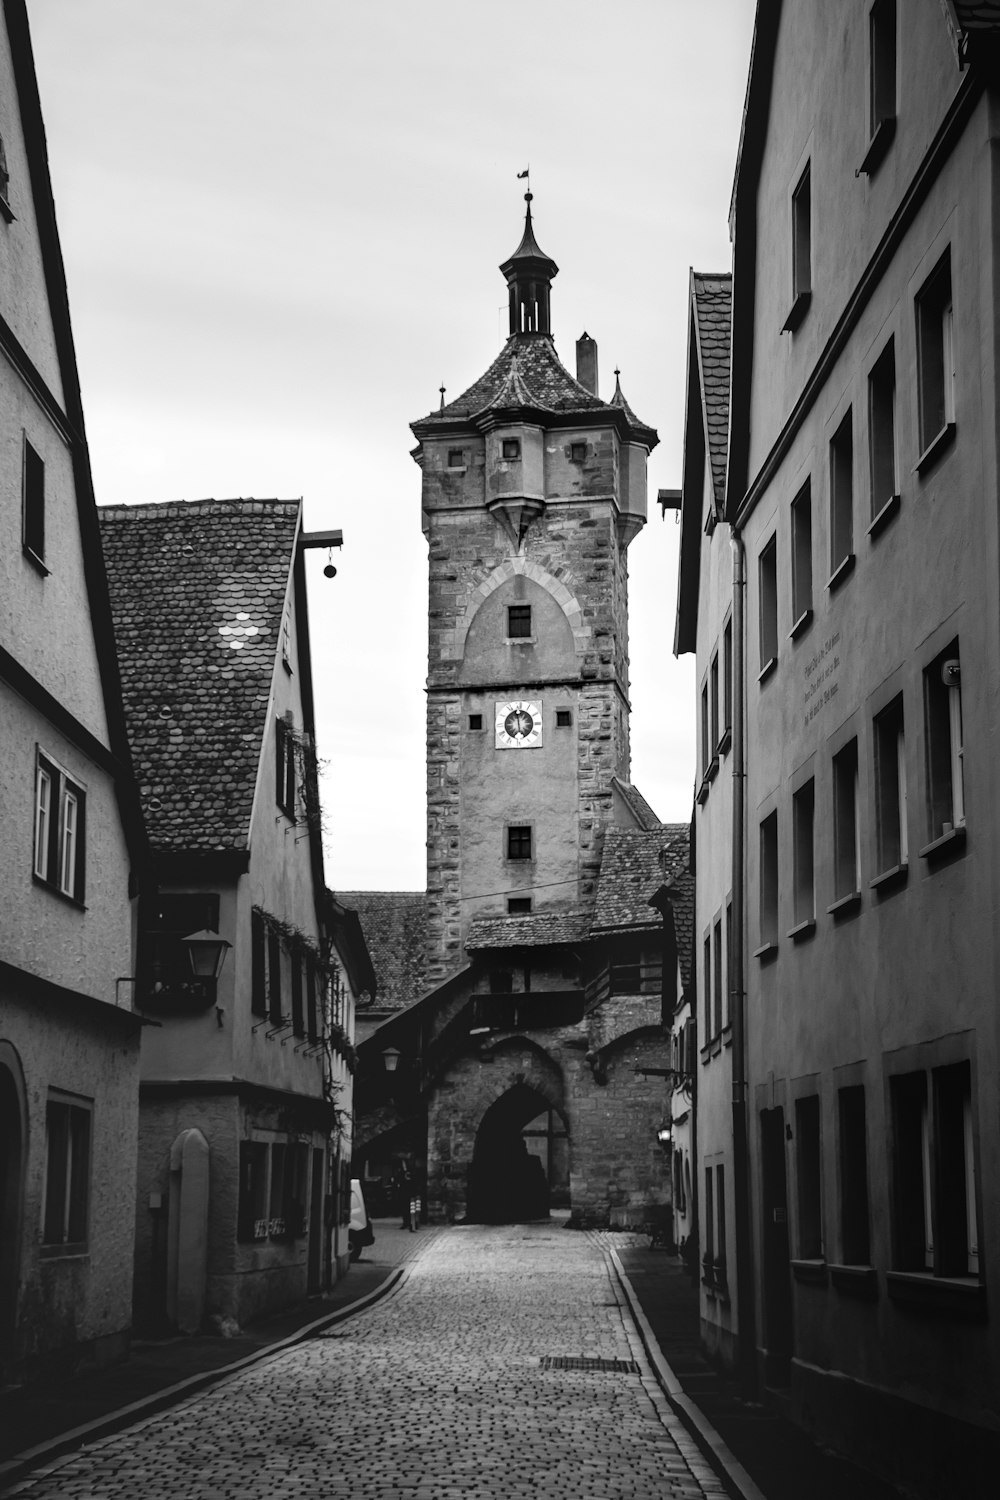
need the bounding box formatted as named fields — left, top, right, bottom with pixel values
left=838, top=1085, right=871, bottom=1264
left=796, top=1095, right=823, bottom=1259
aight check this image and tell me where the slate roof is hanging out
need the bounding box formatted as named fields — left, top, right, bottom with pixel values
left=465, top=909, right=591, bottom=951
left=413, top=333, right=657, bottom=448
left=611, top=777, right=662, bottom=832
left=338, top=891, right=429, bottom=1013
left=692, top=272, right=732, bottom=515
left=99, top=499, right=299, bottom=852
left=591, top=823, right=689, bottom=936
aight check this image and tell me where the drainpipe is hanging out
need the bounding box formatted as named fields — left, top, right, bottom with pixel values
left=730, top=531, right=757, bottom=1393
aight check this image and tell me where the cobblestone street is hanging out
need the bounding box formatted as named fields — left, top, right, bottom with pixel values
left=9, top=1227, right=727, bottom=1500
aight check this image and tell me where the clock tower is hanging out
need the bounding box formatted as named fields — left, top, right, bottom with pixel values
left=411, top=194, right=658, bottom=986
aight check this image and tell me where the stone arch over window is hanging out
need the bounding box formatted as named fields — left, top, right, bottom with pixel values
left=444, top=557, right=589, bottom=663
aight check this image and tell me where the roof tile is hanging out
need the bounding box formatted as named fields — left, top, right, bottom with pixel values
left=692, top=272, right=732, bottom=515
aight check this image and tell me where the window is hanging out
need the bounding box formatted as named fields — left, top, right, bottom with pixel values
left=555, top=708, right=572, bottom=727
left=143, top=892, right=221, bottom=1002
left=715, top=1164, right=727, bottom=1286
left=725, top=900, right=733, bottom=1027
left=42, top=1095, right=91, bottom=1252
left=570, top=442, right=586, bottom=462
left=700, top=681, right=710, bottom=777
left=869, top=0, right=896, bottom=135
left=838, top=1086, right=871, bottom=1264
left=269, top=1143, right=287, bottom=1236
left=868, top=339, right=897, bottom=522
left=916, top=251, right=954, bottom=460
left=874, top=694, right=907, bottom=873
left=832, top=739, right=860, bottom=901
left=507, top=604, right=531, bottom=638
left=610, top=957, right=642, bottom=995
left=448, top=448, right=464, bottom=467
left=783, top=162, right=811, bottom=330
left=290, top=953, right=304, bottom=1037
left=276, top=718, right=296, bottom=818
left=923, top=642, right=964, bottom=843
left=710, top=652, right=720, bottom=752
left=251, top=910, right=267, bottom=1017
left=703, top=1166, right=714, bottom=1285
left=796, top=1095, right=823, bottom=1259
left=792, top=779, right=815, bottom=926
left=703, top=934, right=712, bottom=1037
left=502, top=438, right=521, bottom=460
left=507, top=825, right=532, bottom=860
left=830, top=410, right=854, bottom=577
left=791, top=482, right=812, bottom=626
left=305, top=952, right=318, bottom=1043
left=268, top=929, right=283, bottom=1023
left=891, top=1061, right=979, bottom=1277
left=238, top=1141, right=269, bottom=1241
left=713, top=919, right=723, bottom=1037
left=758, top=536, right=778, bottom=676
left=759, top=811, right=778, bottom=949
left=507, top=897, right=532, bottom=915
left=22, top=436, right=45, bottom=566
left=468, top=713, right=483, bottom=731
left=33, top=752, right=86, bottom=902
left=723, top=619, right=733, bottom=735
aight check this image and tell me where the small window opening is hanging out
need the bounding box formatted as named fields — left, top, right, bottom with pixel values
left=555, top=708, right=572, bottom=728
left=448, top=448, right=464, bottom=467
left=570, top=442, right=586, bottom=462
left=507, top=825, right=532, bottom=860
left=507, top=897, right=532, bottom=915
left=468, top=713, right=484, bottom=731
left=507, top=604, right=532, bottom=639
left=502, top=438, right=521, bottom=460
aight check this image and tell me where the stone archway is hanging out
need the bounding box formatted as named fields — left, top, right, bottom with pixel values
left=467, top=1082, right=560, bottom=1224
left=0, top=1042, right=27, bottom=1368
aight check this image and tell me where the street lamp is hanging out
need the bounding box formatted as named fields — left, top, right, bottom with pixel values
left=656, top=1120, right=673, bottom=1149
left=181, top=929, right=232, bottom=981
left=382, top=1046, right=401, bottom=1073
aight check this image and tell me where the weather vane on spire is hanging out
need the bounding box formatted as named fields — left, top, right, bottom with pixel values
left=517, top=165, right=531, bottom=200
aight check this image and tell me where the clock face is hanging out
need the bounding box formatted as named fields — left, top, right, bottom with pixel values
left=495, top=699, right=543, bottom=749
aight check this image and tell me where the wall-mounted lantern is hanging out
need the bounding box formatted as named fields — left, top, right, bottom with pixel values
left=382, top=1046, right=401, bottom=1073
left=182, top=929, right=232, bottom=982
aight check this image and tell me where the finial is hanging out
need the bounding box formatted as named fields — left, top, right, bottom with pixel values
left=439, top=383, right=446, bottom=412
left=525, top=191, right=533, bottom=205
left=614, top=366, right=621, bottom=379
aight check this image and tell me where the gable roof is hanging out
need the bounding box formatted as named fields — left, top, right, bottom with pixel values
left=338, top=891, right=428, bottom=1013
left=99, top=498, right=300, bottom=853
left=411, top=333, right=657, bottom=449
left=591, top=823, right=689, bottom=936
left=692, top=273, right=733, bottom=516
left=611, top=777, right=662, bottom=831
left=465, top=909, right=591, bottom=951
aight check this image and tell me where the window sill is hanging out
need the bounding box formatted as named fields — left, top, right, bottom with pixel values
left=827, top=553, right=855, bottom=593
left=506, top=636, right=538, bottom=646
left=789, top=609, right=813, bottom=641
left=827, top=889, right=862, bottom=919
left=696, top=776, right=711, bottom=806
left=870, top=861, right=908, bottom=894
left=886, top=1272, right=986, bottom=1320
left=758, top=655, right=777, bottom=685
left=857, top=115, right=896, bottom=176
left=791, top=1258, right=828, bottom=1285
left=753, top=940, right=779, bottom=963
left=830, top=1264, right=879, bottom=1299
left=919, top=824, right=966, bottom=865
left=781, top=289, right=811, bottom=334
left=722, top=1023, right=733, bottom=1048
left=22, top=543, right=50, bottom=577
left=32, top=873, right=85, bottom=910
left=915, top=421, right=956, bottom=475
left=716, top=726, right=732, bottom=757
left=867, top=493, right=900, bottom=540
left=787, top=917, right=816, bottom=942
left=706, top=754, right=720, bottom=784
left=40, top=1244, right=89, bottom=1261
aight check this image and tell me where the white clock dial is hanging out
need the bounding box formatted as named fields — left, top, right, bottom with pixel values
left=494, top=699, right=543, bottom=749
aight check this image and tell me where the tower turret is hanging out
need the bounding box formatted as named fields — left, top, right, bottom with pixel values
left=500, top=192, right=559, bottom=335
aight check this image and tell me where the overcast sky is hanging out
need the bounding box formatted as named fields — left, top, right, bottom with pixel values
left=28, top=0, right=755, bottom=891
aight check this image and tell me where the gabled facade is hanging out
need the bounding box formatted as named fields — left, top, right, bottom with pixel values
left=716, top=2, right=1000, bottom=1490
left=99, top=499, right=367, bottom=1330
left=0, top=0, right=147, bottom=1385
left=674, top=270, right=740, bottom=1364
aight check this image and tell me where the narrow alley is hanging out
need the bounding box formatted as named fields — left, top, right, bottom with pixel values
left=6, top=1229, right=726, bottom=1500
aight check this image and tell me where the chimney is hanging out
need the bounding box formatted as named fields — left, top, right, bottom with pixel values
left=576, top=332, right=598, bottom=397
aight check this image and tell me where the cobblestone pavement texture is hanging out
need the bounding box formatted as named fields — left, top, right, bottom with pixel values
left=9, top=1226, right=728, bottom=1500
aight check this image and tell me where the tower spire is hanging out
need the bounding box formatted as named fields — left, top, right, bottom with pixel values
left=500, top=190, right=559, bottom=337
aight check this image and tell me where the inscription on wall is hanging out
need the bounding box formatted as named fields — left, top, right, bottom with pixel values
left=803, top=631, right=841, bottom=728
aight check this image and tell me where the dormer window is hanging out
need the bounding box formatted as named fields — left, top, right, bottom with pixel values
left=502, top=439, right=521, bottom=460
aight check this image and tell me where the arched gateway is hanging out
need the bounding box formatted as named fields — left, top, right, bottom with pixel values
left=467, top=1082, right=568, bottom=1223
